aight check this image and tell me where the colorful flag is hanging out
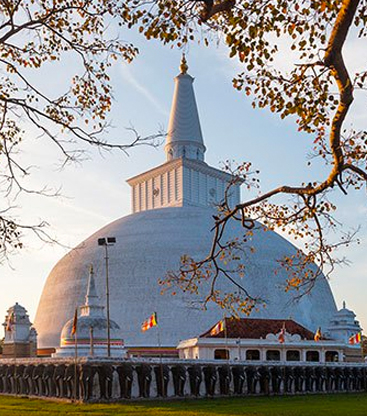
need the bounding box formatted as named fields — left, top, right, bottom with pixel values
left=314, top=327, right=322, bottom=342
left=71, top=308, right=78, bottom=336
left=210, top=320, right=225, bottom=336
left=349, top=332, right=362, bottom=345
left=278, top=323, right=286, bottom=344
left=141, top=312, right=158, bottom=332
left=6, top=311, right=14, bottom=332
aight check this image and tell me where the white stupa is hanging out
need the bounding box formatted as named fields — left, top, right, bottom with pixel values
left=326, top=301, right=362, bottom=344
left=53, top=265, right=125, bottom=357
left=34, top=57, right=338, bottom=356
left=2, top=303, right=37, bottom=358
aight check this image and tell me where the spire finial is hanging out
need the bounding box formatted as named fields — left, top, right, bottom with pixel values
left=343, top=300, right=346, bottom=309
left=89, top=264, right=94, bottom=275
left=180, top=53, right=188, bottom=74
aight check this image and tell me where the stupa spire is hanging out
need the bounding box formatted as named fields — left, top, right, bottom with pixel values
left=81, top=265, right=104, bottom=316
left=165, top=55, right=206, bottom=162
left=85, top=264, right=98, bottom=306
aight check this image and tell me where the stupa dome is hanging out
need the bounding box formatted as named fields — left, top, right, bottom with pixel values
left=35, top=205, right=337, bottom=350
left=60, top=317, right=120, bottom=345
left=34, top=58, right=338, bottom=353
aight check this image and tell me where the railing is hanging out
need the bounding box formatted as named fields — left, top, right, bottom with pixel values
left=0, top=357, right=366, bottom=401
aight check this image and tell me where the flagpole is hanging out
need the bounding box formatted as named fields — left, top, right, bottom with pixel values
left=6, top=312, right=17, bottom=395
left=14, top=317, right=17, bottom=396
left=360, top=333, right=364, bottom=362
left=72, top=307, right=78, bottom=403
left=90, top=326, right=94, bottom=357
left=223, top=313, right=229, bottom=360
left=156, top=313, right=162, bottom=357
left=156, top=313, right=165, bottom=397
left=224, top=314, right=231, bottom=395
left=74, top=329, right=78, bottom=402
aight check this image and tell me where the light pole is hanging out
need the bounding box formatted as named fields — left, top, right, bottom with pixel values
left=89, top=326, right=94, bottom=357
left=98, top=236, right=116, bottom=357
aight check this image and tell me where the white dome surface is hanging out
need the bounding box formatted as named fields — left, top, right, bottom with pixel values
left=60, top=316, right=120, bottom=343
left=35, top=206, right=337, bottom=349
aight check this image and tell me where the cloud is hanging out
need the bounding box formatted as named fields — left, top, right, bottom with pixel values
left=119, top=64, right=169, bottom=117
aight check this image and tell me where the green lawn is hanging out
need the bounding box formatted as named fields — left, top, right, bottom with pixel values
left=0, top=394, right=367, bottom=416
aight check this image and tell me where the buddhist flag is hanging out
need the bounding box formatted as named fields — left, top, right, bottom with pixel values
left=210, top=320, right=225, bottom=336
left=314, top=327, right=322, bottom=342
left=349, top=332, right=362, bottom=345
left=141, top=312, right=157, bottom=332
left=6, top=312, right=14, bottom=332
left=71, top=308, right=78, bottom=336
left=278, top=323, right=286, bottom=344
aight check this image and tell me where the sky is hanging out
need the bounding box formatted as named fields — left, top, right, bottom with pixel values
left=1, top=25, right=366, bottom=333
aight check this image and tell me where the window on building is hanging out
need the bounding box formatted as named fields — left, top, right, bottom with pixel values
left=325, top=351, right=339, bottom=362
left=306, top=351, right=320, bottom=362
left=246, top=349, right=260, bottom=360
left=266, top=350, right=281, bottom=361
left=214, top=349, right=229, bottom=360
left=286, top=350, right=300, bottom=361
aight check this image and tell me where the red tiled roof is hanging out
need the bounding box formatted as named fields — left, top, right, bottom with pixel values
left=201, top=318, right=314, bottom=340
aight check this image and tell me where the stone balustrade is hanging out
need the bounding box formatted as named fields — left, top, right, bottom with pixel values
left=0, top=358, right=366, bottom=402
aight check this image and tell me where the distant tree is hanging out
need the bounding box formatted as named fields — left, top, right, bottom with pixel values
left=120, top=0, right=367, bottom=313
left=0, top=0, right=162, bottom=261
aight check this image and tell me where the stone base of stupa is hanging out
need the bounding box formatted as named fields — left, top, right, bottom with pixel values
left=52, top=344, right=126, bottom=358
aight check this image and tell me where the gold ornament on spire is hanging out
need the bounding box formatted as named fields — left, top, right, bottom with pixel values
left=90, top=264, right=94, bottom=274
left=180, top=53, right=188, bottom=74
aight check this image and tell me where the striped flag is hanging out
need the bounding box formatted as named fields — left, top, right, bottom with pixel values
left=141, top=312, right=157, bottom=332
left=210, top=320, right=225, bottom=336
left=314, top=327, right=322, bottom=342
left=71, top=308, right=78, bottom=336
left=6, top=311, right=14, bottom=332
left=349, top=332, right=362, bottom=345
left=278, top=323, right=286, bottom=344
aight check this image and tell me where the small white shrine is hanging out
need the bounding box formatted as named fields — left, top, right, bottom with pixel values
left=53, top=266, right=125, bottom=358
left=2, top=303, right=37, bottom=358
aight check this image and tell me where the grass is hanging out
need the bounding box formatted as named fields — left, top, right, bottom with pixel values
left=0, top=394, right=367, bottom=416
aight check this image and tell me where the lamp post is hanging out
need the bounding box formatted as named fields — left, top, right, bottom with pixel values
left=98, top=236, right=116, bottom=357
left=90, top=326, right=94, bottom=357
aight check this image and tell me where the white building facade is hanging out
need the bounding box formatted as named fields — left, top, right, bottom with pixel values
left=178, top=315, right=363, bottom=364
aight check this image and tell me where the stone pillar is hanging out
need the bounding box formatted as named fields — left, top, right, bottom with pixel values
left=280, top=347, right=287, bottom=362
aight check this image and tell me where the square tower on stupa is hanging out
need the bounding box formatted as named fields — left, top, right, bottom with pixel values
left=127, top=55, right=240, bottom=213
